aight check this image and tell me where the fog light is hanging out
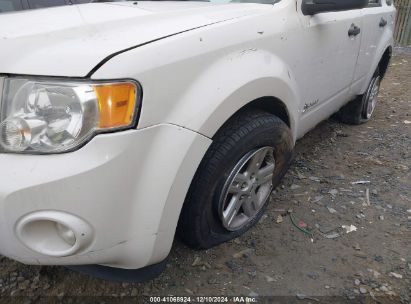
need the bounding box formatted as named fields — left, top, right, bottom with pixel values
left=16, top=211, right=93, bottom=257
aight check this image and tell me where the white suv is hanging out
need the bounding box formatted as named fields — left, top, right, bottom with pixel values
left=0, top=0, right=395, bottom=281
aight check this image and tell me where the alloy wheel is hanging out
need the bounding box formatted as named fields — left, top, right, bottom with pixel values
left=219, top=147, right=275, bottom=231
left=363, top=75, right=381, bottom=120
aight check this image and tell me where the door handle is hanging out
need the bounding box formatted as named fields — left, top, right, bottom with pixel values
left=348, top=24, right=361, bottom=37
left=379, top=18, right=387, bottom=27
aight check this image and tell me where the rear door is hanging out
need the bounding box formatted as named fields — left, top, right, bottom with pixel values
left=295, top=0, right=364, bottom=136
left=352, top=0, right=395, bottom=88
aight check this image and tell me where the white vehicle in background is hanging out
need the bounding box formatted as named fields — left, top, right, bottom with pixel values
left=0, top=0, right=395, bottom=281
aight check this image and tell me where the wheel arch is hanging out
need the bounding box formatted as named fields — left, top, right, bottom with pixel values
left=193, top=75, right=300, bottom=143
left=378, top=46, right=392, bottom=79
left=234, top=96, right=291, bottom=131
left=360, top=36, right=394, bottom=94
left=209, top=96, right=292, bottom=141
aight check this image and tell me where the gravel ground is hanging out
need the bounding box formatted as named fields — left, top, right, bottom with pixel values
left=0, top=52, right=410, bottom=304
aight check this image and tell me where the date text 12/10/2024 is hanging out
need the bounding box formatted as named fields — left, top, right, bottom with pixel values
left=149, top=296, right=258, bottom=303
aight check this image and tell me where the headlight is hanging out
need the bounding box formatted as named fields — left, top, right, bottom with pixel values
left=0, top=77, right=140, bottom=154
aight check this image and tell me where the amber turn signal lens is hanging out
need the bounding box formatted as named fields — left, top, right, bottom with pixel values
left=93, top=83, right=137, bottom=129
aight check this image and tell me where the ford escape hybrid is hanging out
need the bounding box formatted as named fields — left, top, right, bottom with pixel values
left=0, top=0, right=394, bottom=280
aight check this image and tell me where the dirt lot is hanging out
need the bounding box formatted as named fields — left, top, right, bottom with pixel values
left=0, top=52, right=410, bottom=304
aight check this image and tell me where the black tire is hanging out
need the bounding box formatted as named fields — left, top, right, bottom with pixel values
left=178, top=110, right=294, bottom=249
left=338, top=68, right=381, bottom=125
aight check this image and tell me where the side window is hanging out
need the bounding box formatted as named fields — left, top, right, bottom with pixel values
left=26, top=0, right=66, bottom=9
left=368, top=0, right=381, bottom=7
left=0, top=0, right=23, bottom=12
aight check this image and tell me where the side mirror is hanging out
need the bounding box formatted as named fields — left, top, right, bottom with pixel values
left=302, top=0, right=368, bottom=16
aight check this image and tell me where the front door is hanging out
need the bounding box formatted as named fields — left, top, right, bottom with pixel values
left=295, top=0, right=364, bottom=136
left=352, top=0, right=395, bottom=90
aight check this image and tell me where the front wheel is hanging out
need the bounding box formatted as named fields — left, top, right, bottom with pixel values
left=339, top=68, right=381, bottom=125
left=178, top=111, right=294, bottom=249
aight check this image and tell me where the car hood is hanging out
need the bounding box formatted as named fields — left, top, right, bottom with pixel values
left=0, top=2, right=264, bottom=77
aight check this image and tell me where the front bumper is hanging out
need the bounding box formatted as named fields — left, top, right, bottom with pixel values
left=0, top=124, right=211, bottom=269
